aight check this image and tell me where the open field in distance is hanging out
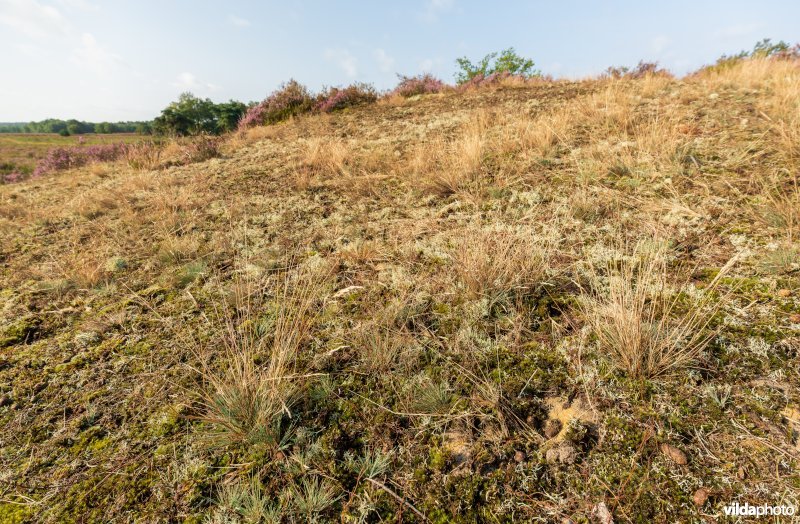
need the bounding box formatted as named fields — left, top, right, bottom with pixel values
left=0, top=133, right=147, bottom=176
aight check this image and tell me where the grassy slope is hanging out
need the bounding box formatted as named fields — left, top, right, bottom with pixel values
left=0, top=62, right=799, bottom=523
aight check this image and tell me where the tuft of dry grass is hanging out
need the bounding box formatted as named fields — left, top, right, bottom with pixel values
left=494, top=107, right=570, bottom=168
left=125, top=141, right=163, bottom=171
left=295, top=137, right=350, bottom=190
left=199, top=263, right=327, bottom=447
left=419, top=116, right=489, bottom=196
left=755, top=174, right=800, bottom=242
left=452, top=225, right=554, bottom=299
left=579, top=242, right=735, bottom=379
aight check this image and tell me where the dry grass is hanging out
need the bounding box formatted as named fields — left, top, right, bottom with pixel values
left=579, top=242, right=735, bottom=379
left=295, top=137, right=350, bottom=190
left=498, top=109, right=569, bottom=159
left=125, top=141, right=163, bottom=171
left=452, top=225, right=555, bottom=299
left=755, top=173, right=800, bottom=242
left=199, top=263, right=328, bottom=447
left=416, top=113, right=491, bottom=196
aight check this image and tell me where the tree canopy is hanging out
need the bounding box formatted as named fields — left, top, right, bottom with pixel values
left=152, top=93, right=247, bottom=136
left=454, top=47, right=540, bottom=84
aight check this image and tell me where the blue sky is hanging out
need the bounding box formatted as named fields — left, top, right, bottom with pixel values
left=1, top=0, right=797, bottom=121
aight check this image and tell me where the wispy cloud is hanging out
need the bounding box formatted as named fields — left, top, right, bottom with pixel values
left=171, top=72, right=220, bottom=94
left=71, top=32, right=122, bottom=74
left=324, top=48, right=358, bottom=77
left=55, top=0, right=97, bottom=10
left=419, top=0, right=454, bottom=23
left=651, top=35, right=670, bottom=54
left=0, top=0, right=69, bottom=38
left=373, top=48, right=395, bottom=73
left=228, top=14, right=250, bottom=27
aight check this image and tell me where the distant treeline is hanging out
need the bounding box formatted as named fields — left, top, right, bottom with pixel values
left=0, top=119, right=152, bottom=135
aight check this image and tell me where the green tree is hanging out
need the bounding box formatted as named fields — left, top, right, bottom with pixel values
left=152, top=93, right=245, bottom=136
left=454, top=47, right=539, bottom=84
left=153, top=92, right=216, bottom=136
left=212, top=100, right=247, bottom=133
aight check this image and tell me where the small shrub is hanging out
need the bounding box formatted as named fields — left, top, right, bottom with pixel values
left=33, top=143, right=128, bottom=177
left=2, top=172, right=25, bottom=184
left=456, top=70, right=543, bottom=91
left=315, top=83, right=378, bottom=113
left=603, top=61, right=672, bottom=79
left=179, top=135, right=221, bottom=164
left=238, top=79, right=315, bottom=130
left=696, top=38, right=800, bottom=75
left=390, top=73, right=446, bottom=97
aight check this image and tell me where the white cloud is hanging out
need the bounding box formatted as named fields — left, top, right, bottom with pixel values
left=55, top=0, right=96, bottom=10
left=324, top=48, right=358, bottom=78
left=373, top=48, right=395, bottom=73
left=651, top=35, right=670, bottom=54
left=419, top=0, right=454, bottom=23
left=171, top=72, right=220, bottom=93
left=228, top=14, right=250, bottom=27
left=71, top=32, right=121, bottom=75
left=0, top=0, right=69, bottom=38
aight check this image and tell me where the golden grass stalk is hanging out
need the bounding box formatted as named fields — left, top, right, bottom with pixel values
left=199, top=263, right=326, bottom=447
left=755, top=173, right=800, bottom=242
left=580, top=242, right=736, bottom=379
left=453, top=226, right=554, bottom=299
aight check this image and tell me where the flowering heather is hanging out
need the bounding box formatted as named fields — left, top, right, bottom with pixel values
left=315, top=83, right=378, bottom=113
left=456, top=71, right=525, bottom=91
left=390, top=74, right=447, bottom=97
left=33, top=143, right=128, bottom=177
left=238, top=80, right=314, bottom=130
left=2, top=172, right=24, bottom=184
left=179, top=135, right=221, bottom=164
left=603, top=61, right=672, bottom=79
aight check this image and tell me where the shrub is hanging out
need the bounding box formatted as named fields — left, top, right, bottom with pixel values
left=698, top=38, right=800, bottom=74
left=455, top=47, right=540, bottom=84
left=456, top=70, right=523, bottom=90
left=2, top=172, right=24, bottom=184
left=178, top=135, right=221, bottom=164
left=603, top=61, right=672, bottom=79
left=315, top=82, right=378, bottom=113
left=238, top=80, right=315, bottom=130
left=390, top=73, right=447, bottom=97
left=33, top=143, right=128, bottom=177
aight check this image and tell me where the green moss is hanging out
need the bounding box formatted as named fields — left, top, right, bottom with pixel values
left=0, top=316, right=40, bottom=348
left=0, top=503, right=33, bottom=523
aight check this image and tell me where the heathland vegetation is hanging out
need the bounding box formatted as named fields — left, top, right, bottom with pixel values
left=1, top=42, right=799, bottom=522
